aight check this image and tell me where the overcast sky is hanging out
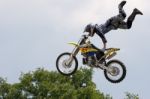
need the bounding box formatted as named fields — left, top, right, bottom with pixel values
left=0, top=0, right=150, bottom=98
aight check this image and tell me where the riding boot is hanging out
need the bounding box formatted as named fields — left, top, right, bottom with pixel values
left=118, top=1, right=126, bottom=10
left=127, top=8, right=143, bottom=29
left=118, top=1, right=127, bottom=18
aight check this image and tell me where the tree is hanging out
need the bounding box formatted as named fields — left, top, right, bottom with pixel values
left=124, top=92, right=139, bottom=99
left=0, top=68, right=139, bottom=99
left=0, top=68, right=112, bottom=99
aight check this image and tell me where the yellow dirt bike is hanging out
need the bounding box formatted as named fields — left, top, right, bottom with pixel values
left=56, top=34, right=126, bottom=83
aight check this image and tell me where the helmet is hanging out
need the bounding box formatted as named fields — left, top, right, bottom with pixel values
left=84, top=24, right=95, bottom=37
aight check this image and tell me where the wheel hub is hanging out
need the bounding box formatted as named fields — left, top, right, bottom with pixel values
left=62, top=59, right=72, bottom=68
left=62, top=60, right=69, bottom=68
left=109, top=66, right=120, bottom=76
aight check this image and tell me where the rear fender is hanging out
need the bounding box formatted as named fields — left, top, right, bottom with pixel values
left=105, top=48, right=120, bottom=59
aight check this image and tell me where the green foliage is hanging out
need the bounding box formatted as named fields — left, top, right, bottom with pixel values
left=124, top=92, right=139, bottom=99
left=0, top=68, right=139, bottom=99
left=0, top=68, right=112, bottom=99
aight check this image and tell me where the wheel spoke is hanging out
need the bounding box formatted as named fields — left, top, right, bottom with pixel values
left=104, top=60, right=126, bottom=83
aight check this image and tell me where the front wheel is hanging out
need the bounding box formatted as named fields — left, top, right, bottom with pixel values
left=56, top=52, right=78, bottom=76
left=104, top=59, right=126, bottom=83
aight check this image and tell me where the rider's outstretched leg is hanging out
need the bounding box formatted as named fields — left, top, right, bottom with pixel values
left=127, top=8, right=143, bottom=29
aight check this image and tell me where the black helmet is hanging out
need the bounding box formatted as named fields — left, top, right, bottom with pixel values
left=84, top=24, right=95, bottom=37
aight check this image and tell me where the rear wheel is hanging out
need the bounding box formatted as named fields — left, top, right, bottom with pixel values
left=104, top=59, right=126, bottom=83
left=56, top=52, right=78, bottom=76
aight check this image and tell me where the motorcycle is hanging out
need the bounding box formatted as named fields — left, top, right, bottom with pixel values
left=56, top=34, right=126, bottom=83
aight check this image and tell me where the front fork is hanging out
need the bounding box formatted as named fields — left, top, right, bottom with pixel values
left=66, top=35, right=87, bottom=66
left=66, top=46, right=79, bottom=66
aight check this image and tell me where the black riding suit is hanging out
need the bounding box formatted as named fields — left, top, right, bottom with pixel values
left=93, top=1, right=143, bottom=60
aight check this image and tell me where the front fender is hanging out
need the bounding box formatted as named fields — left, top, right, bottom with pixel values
left=68, top=42, right=79, bottom=47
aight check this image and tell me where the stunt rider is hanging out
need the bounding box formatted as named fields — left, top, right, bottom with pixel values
left=84, top=0, right=143, bottom=59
